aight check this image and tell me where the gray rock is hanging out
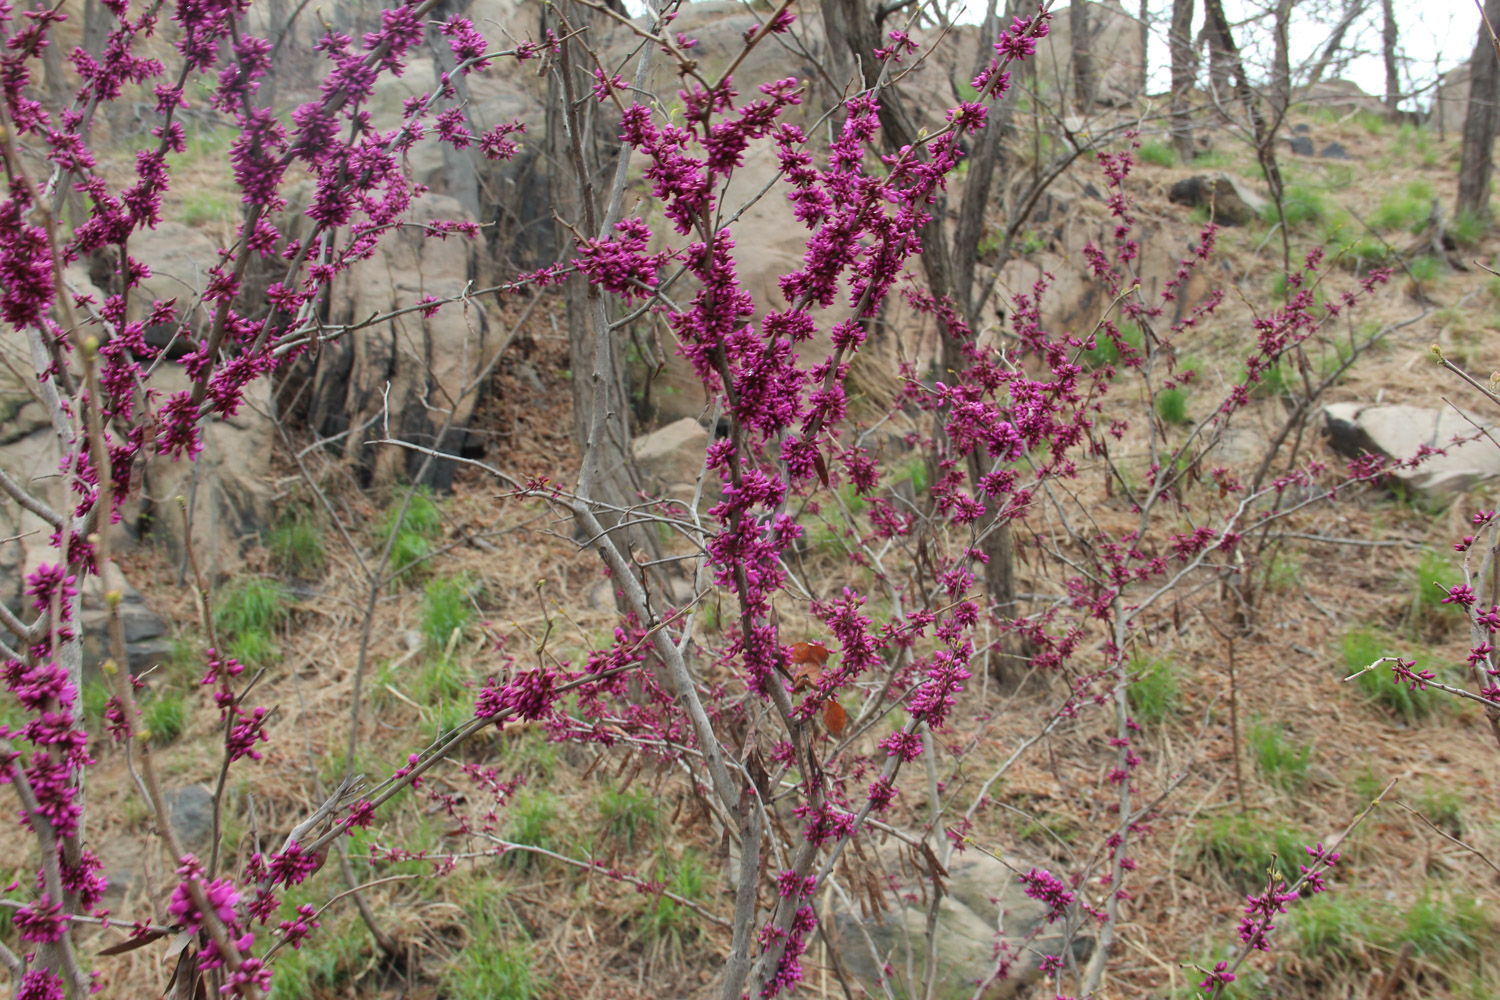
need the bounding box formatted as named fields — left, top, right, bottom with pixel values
left=1319, top=141, right=1351, bottom=159
left=632, top=418, right=710, bottom=491
left=831, top=845, right=1094, bottom=999
left=1167, top=174, right=1269, bottom=227
left=1293, top=123, right=1312, bottom=134
left=167, top=785, right=216, bottom=852
left=1324, top=402, right=1500, bottom=495
left=1287, top=135, right=1316, bottom=156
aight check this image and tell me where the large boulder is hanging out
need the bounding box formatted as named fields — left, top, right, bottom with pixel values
left=1168, top=174, right=1269, bottom=227
left=1293, top=78, right=1385, bottom=117
left=1324, top=402, right=1500, bottom=495
left=1428, top=64, right=1470, bottom=135
left=1033, top=0, right=1145, bottom=107
left=78, top=563, right=173, bottom=677
left=305, top=195, right=492, bottom=490
left=130, top=365, right=276, bottom=580
left=830, top=844, right=1095, bottom=999
left=633, top=417, right=711, bottom=493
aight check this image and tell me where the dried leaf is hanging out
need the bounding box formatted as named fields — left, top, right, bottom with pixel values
left=813, top=452, right=830, bottom=489
left=791, top=661, right=821, bottom=692
left=164, top=929, right=195, bottom=959
left=822, top=699, right=847, bottom=737
left=790, top=642, right=830, bottom=692
left=98, top=929, right=169, bottom=956
left=791, top=642, right=829, bottom=665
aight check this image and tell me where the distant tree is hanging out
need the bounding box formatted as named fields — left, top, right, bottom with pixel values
left=1305, top=0, right=1367, bottom=87
left=1071, top=0, right=1096, bottom=110
left=1458, top=0, right=1500, bottom=219
left=1170, top=0, right=1197, bottom=161
left=1381, top=0, right=1400, bottom=117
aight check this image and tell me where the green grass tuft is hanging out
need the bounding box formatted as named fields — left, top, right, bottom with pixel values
left=378, top=487, right=444, bottom=581
left=422, top=575, right=475, bottom=654
left=443, top=933, right=540, bottom=999
left=1342, top=627, right=1435, bottom=723
left=267, top=913, right=373, bottom=1000
left=1370, top=180, right=1434, bottom=233
left=1265, top=185, right=1327, bottom=228
left=214, top=577, right=289, bottom=666
left=267, top=511, right=326, bottom=578
left=1080, top=322, right=1143, bottom=369
left=503, top=791, right=560, bottom=870
left=1407, top=254, right=1443, bottom=283
left=1248, top=719, right=1311, bottom=789
left=1155, top=387, right=1190, bottom=425
left=637, top=850, right=710, bottom=962
left=1189, top=812, right=1309, bottom=892
left=1451, top=210, right=1486, bottom=248
left=598, top=787, right=660, bottom=853
left=1128, top=656, right=1181, bottom=726
left=1137, top=141, right=1177, bottom=167
left=142, top=694, right=187, bottom=744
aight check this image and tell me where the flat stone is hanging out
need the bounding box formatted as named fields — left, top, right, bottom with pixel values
left=1287, top=135, right=1316, bottom=156
left=1319, top=141, right=1351, bottom=159
left=1324, top=402, right=1500, bottom=495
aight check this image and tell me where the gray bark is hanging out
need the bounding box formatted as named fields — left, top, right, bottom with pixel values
left=1170, top=0, right=1196, bottom=161
left=1458, top=0, right=1500, bottom=219
left=1071, top=1, right=1096, bottom=111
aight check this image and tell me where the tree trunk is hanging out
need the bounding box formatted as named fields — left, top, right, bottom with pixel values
left=1458, top=0, right=1500, bottom=220
left=1169, top=0, right=1196, bottom=162
left=1271, top=0, right=1292, bottom=120
left=1306, top=0, right=1366, bottom=88
left=1204, top=0, right=1287, bottom=266
left=1138, top=0, right=1150, bottom=98
left=1070, top=1, right=1095, bottom=112
left=547, top=0, right=660, bottom=575
left=824, top=0, right=1030, bottom=678
left=1382, top=0, right=1401, bottom=118
left=1201, top=22, right=1232, bottom=118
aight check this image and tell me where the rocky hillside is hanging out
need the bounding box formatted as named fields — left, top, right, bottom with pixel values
left=2, top=3, right=1498, bottom=999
